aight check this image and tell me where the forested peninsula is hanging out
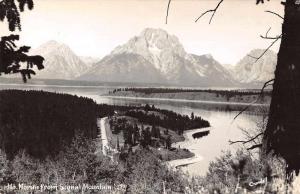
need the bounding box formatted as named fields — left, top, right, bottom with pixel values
left=107, top=88, right=272, bottom=105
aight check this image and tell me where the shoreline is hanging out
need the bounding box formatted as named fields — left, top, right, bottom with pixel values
left=167, top=154, right=203, bottom=168
left=0, top=83, right=115, bottom=89
left=102, top=114, right=206, bottom=167
left=167, top=127, right=211, bottom=169
left=102, top=95, right=269, bottom=107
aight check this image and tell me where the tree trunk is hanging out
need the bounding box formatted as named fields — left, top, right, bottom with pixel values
left=264, top=0, right=300, bottom=173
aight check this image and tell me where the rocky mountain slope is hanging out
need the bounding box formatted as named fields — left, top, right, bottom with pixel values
left=233, top=49, right=277, bottom=84
left=79, top=28, right=235, bottom=86
left=31, top=41, right=89, bottom=80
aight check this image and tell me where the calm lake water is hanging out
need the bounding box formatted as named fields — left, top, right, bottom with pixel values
left=0, top=84, right=263, bottom=176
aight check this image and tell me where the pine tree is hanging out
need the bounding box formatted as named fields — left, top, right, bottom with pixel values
left=0, top=0, right=44, bottom=82
left=0, top=35, right=44, bottom=82
left=151, top=125, right=156, bottom=138
left=166, top=135, right=171, bottom=150
left=144, top=104, right=151, bottom=111
left=191, top=112, right=195, bottom=120
left=133, top=123, right=139, bottom=144
left=0, top=0, right=35, bottom=31
left=117, top=136, right=120, bottom=151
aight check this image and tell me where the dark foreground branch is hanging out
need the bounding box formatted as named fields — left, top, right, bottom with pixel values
left=265, top=10, right=284, bottom=20
left=195, top=0, right=224, bottom=24
left=260, top=34, right=282, bottom=40
left=260, top=27, right=282, bottom=40
left=247, top=144, right=262, bottom=150
left=258, top=27, right=281, bottom=40
left=165, top=0, right=172, bottom=24
left=232, top=28, right=280, bottom=121
left=229, top=132, right=263, bottom=145
left=247, top=55, right=260, bottom=60
left=232, top=78, right=274, bottom=122
left=233, top=27, right=281, bottom=120
left=247, top=32, right=281, bottom=60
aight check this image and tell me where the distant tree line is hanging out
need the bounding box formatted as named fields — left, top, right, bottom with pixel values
left=111, top=87, right=272, bottom=97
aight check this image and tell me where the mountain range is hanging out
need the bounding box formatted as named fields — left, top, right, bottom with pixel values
left=31, top=28, right=277, bottom=87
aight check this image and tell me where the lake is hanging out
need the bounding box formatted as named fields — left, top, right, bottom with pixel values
left=0, top=84, right=263, bottom=176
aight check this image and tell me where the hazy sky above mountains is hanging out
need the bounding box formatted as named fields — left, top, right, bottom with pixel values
left=0, top=0, right=283, bottom=64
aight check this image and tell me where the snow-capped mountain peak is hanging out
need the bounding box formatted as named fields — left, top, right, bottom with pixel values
left=111, top=28, right=187, bottom=73
left=112, top=28, right=186, bottom=55
left=80, top=28, right=235, bottom=86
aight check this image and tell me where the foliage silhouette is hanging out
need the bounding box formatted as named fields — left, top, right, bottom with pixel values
left=0, top=35, right=44, bottom=82
left=0, top=0, right=34, bottom=31
left=0, top=0, right=44, bottom=82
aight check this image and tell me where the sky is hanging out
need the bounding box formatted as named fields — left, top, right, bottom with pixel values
left=0, top=0, right=284, bottom=65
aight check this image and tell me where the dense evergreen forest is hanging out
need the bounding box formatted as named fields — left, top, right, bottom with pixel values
left=125, top=108, right=210, bottom=134
left=0, top=90, right=113, bottom=159
left=106, top=104, right=210, bottom=134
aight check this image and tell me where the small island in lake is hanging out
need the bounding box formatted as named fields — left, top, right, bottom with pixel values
left=192, top=130, right=210, bottom=139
